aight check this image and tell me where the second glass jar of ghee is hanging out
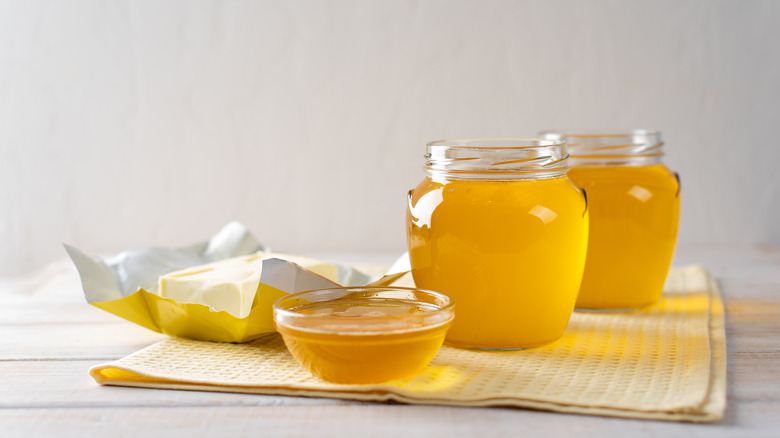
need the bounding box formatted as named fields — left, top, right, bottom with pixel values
left=406, top=139, right=589, bottom=350
left=540, top=130, right=680, bottom=311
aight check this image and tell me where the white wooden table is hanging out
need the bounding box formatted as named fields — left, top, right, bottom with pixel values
left=1, top=245, right=778, bottom=437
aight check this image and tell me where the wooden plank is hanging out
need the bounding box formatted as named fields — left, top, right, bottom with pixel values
left=0, top=323, right=165, bottom=360
left=0, top=303, right=123, bottom=325
left=0, top=360, right=350, bottom=409
left=0, top=348, right=776, bottom=408
left=725, top=301, right=780, bottom=354
left=1, top=402, right=779, bottom=438
left=728, top=352, right=780, bottom=403
left=727, top=330, right=780, bottom=355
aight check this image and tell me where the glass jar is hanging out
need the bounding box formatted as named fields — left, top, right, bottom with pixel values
left=406, top=139, right=589, bottom=350
left=540, top=130, right=680, bottom=311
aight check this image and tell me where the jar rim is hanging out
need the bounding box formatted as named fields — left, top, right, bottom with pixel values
left=427, top=138, right=566, bottom=149
left=538, top=129, right=660, bottom=138
left=424, top=138, right=569, bottom=180
left=538, top=129, right=663, bottom=165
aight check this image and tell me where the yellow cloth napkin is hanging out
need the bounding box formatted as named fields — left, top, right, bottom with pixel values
left=90, top=265, right=726, bottom=422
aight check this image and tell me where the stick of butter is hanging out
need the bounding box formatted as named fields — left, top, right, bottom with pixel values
left=159, top=252, right=338, bottom=318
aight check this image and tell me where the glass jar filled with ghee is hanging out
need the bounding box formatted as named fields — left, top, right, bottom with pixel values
left=540, top=130, right=680, bottom=311
left=274, top=287, right=454, bottom=384
left=406, top=139, right=589, bottom=350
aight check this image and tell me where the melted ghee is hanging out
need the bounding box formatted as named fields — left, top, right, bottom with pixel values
left=275, top=299, right=451, bottom=384
left=567, top=164, right=680, bottom=310
left=407, top=176, right=589, bottom=349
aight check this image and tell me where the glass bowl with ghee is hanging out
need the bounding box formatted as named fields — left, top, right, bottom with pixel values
left=273, top=287, right=455, bottom=384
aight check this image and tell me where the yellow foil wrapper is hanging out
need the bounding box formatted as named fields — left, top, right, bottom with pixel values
left=65, top=222, right=406, bottom=343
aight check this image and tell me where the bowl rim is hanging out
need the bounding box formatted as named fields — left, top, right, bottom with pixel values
left=272, top=286, right=455, bottom=333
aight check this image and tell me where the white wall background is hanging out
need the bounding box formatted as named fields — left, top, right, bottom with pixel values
left=1, top=0, right=779, bottom=276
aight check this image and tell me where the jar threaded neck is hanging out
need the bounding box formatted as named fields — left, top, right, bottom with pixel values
left=539, top=130, right=663, bottom=166
left=424, top=138, right=569, bottom=181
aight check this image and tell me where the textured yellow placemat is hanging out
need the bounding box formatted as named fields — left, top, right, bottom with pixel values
left=90, top=265, right=726, bottom=422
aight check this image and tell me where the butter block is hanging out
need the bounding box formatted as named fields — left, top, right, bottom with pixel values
left=158, top=252, right=339, bottom=318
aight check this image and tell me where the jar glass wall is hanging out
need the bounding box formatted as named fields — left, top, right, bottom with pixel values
left=540, top=130, right=680, bottom=311
left=406, top=139, right=589, bottom=350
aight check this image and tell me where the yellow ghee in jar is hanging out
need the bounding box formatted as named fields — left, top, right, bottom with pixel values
left=275, top=298, right=451, bottom=384
left=567, top=164, right=680, bottom=310
left=407, top=176, right=589, bottom=349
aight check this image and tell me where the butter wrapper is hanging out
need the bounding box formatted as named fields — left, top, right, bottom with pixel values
left=65, top=222, right=407, bottom=343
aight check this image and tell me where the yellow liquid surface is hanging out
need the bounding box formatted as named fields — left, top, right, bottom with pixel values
left=407, top=176, right=589, bottom=349
left=276, top=299, right=451, bottom=384
left=567, top=164, right=680, bottom=309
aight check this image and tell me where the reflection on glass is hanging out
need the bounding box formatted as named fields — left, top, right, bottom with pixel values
left=628, top=185, right=653, bottom=202
left=529, top=205, right=558, bottom=225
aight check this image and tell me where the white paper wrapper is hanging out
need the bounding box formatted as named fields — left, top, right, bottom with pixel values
left=65, top=222, right=405, bottom=342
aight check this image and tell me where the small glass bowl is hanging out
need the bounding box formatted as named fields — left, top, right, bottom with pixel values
left=273, top=287, right=455, bottom=384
